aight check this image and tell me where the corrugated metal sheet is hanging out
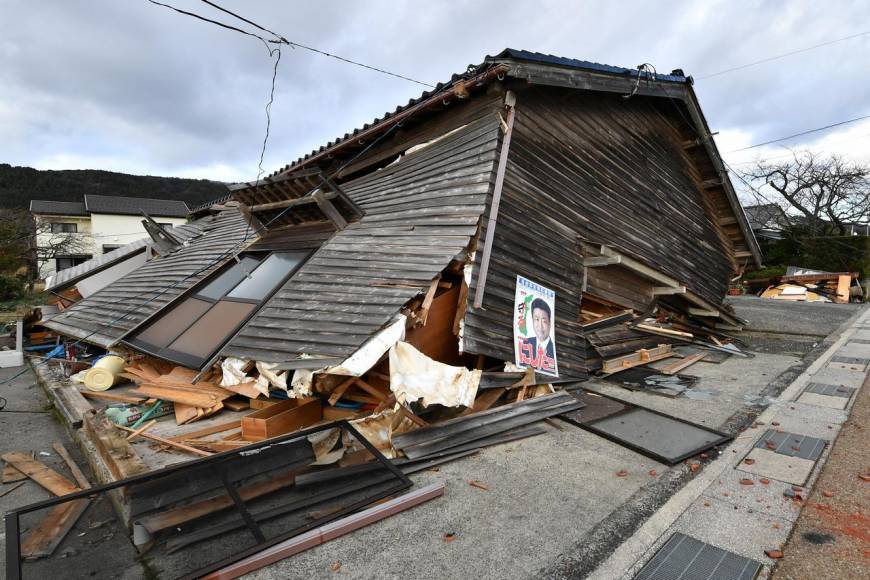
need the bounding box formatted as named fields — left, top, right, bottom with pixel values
left=221, top=115, right=502, bottom=364
left=43, top=208, right=251, bottom=347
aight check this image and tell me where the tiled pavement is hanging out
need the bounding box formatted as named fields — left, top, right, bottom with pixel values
left=594, top=307, right=870, bottom=580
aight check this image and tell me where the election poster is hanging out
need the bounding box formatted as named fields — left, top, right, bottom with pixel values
left=513, top=275, right=558, bottom=377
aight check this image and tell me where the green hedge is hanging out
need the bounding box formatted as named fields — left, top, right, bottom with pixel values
left=759, top=236, right=870, bottom=278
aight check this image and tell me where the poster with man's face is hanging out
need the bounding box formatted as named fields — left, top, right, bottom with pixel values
left=514, top=275, right=558, bottom=377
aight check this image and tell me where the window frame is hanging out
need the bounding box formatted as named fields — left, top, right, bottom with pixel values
left=50, top=222, right=78, bottom=234
left=123, top=250, right=310, bottom=369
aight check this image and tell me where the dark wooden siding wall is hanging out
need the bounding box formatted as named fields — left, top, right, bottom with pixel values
left=464, top=87, right=736, bottom=377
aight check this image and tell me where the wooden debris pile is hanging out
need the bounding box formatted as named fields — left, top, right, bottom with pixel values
left=752, top=272, right=860, bottom=304
left=1, top=444, right=92, bottom=561
left=581, top=302, right=747, bottom=383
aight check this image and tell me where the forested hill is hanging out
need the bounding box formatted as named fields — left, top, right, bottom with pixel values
left=0, top=164, right=229, bottom=209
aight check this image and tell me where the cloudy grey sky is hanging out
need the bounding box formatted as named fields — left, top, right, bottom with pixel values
left=2, top=0, right=869, bottom=192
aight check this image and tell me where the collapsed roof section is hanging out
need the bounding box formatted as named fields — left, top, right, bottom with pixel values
left=43, top=207, right=252, bottom=347
left=220, top=114, right=502, bottom=367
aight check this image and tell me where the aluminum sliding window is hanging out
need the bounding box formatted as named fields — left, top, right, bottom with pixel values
left=125, top=251, right=309, bottom=368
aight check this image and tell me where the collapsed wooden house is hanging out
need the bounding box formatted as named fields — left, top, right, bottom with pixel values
left=15, top=49, right=763, bottom=574
left=46, top=49, right=758, bottom=381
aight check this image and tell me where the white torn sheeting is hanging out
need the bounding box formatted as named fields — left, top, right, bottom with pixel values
left=324, top=315, right=406, bottom=376
left=289, top=368, right=314, bottom=398
left=256, top=361, right=288, bottom=394
left=457, top=261, right=473, bottom=354
left=220, top=357, right=250, bottom=386
left=389, top=341, right=481, bottom=408
left=345, top=409, right=415, bottom=459
left=308, top=427, right=344, bottom=465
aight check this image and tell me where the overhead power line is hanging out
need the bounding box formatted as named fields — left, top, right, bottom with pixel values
left=698, top=29, right=870, bottom=80
left=728, top=114, right=870, bottom=152
left=147, top=0, right=433, bottom=87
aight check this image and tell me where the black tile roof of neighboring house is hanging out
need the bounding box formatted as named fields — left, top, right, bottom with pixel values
left=29, top=200, right=88, bottom=216
left=44, top=207, right=251, bottom=347
left=83, top=194, right=190, bottom=217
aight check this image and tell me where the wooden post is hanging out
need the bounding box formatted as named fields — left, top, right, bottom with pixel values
left=473, top=91, right=517, bottom=309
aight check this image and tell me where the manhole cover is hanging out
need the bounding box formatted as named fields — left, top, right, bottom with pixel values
left=635, top=532, right=762, bottom=580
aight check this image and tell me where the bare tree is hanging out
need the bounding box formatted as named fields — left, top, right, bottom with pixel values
left=0, top=209, right=89, bottom=280
left=741, top=150, right=870, bottom=236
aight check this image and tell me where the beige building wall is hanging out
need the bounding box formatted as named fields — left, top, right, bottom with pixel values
left=89, top=213, right=186, bottom=251
left=34, top=213, right=187, bottom=280
left=34, top=214, right=93, bottom=280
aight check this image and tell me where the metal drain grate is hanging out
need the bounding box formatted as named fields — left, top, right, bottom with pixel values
left=635, top=533, right=761, bottom=580
left=830, top=355, right=870, bottom=366
left=804, top=382, right=856, bottom=399
left=755, top=429, right=826, bottom=461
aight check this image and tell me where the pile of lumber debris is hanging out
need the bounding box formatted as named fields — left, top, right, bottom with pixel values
left=581, top=303, right=746, bottom=378
left=752, top=271, right=860, bottom=304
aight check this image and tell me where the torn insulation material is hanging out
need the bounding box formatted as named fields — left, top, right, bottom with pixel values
left=389, top=341, right=481, bottom=408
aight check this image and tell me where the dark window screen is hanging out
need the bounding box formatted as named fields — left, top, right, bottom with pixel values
left=133, top=297, right=211, bottom=348
left=227, top=252, right=307, bottom=300
left=196, top=256, right=262, bottom=300
left=168, top=301, right=256, bottom=358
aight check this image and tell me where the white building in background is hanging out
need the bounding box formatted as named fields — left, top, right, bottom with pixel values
left=30, top=194, right=190, bottom=280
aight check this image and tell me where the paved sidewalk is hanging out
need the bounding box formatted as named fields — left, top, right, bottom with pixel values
left=772, top=373, right=870, bottom=580
left=588, top=305, right=870, bottom=579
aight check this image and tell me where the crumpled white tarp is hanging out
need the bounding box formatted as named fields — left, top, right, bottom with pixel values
left=389, top=341, right=481, bottom=408
left=345, top=409, right=416, bottom=459
left=220, top=357, right=250, bottom=387
left=324, top=315, right=406, bottom=376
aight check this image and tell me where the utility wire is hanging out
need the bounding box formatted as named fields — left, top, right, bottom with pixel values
left=729, top=114, right=870, bottom=152
left=727, top=132, right=870, bottom=166
left=698, top=29, right=870, bottom=80
left=0, top=74, right=463, bottom=387
left=148, top=0, right=434, bottom=87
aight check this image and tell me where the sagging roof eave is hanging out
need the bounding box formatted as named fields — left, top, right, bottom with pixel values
left=682, top=86, right=763, bottom=268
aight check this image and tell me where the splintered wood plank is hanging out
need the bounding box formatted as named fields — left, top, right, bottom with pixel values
left=0, top=453, right=80, bottom=496
left=3, top=463, right=28, bottom=483
left=174, top=403, right=200, bottom=425
left=169, top=420, right=241, bottom=443
left=601, top=345, right=674, bottom=374
left=21, top=499, right=90, bottom=559
left=220, top=381, right=262, bottom=399
left=79, top=390, right=147, bottom=405
left=328, top=376, right=357, bottom=406
left=660, top=352, right=706, bottom=375
left=51, top=443, right=91, bottom=489
left=113, top=425, right=212, bottom=457
left=21, top=443, right=93, bottom=559
left=460, top=388, right=506, bottom=416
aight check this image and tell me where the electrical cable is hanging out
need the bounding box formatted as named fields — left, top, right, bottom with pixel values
left=729, top=114, right=870, bottom=152
left=148, top=0, right=434, bottom=87
left=698, top=30, right=870, bottom=80
left=0, top=70, right=468, bottom=387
